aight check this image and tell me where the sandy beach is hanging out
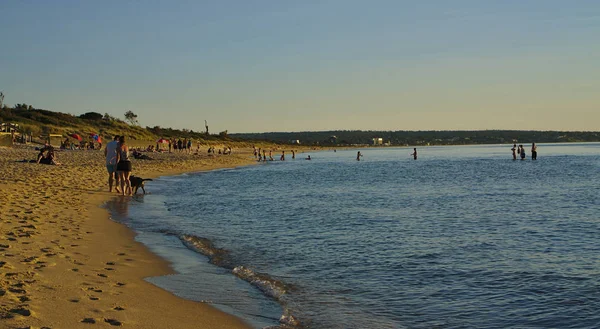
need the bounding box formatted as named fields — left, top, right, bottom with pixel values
left=0, top=145, right=258, bottom=328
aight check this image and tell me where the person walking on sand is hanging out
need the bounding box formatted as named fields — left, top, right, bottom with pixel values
left=116, top=136, right=132, bottom=195
left=511, top=143, right=517, bottom=160
left=519, top=144, right=526, bottom=160
left=104, top=135, right=121, bottom=193
left=411, top=148, right=417, bottom=160
left=531, top=143, right=537, bottom=160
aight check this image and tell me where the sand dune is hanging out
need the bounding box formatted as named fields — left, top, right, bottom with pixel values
left=0, top=146, right=257, bottom=328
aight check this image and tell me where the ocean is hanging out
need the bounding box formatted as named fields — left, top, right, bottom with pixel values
left=106, top=143, right=600, bottom=329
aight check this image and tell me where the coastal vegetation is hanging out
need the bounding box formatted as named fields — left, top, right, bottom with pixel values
left=0, top=104, right=234, bottom=143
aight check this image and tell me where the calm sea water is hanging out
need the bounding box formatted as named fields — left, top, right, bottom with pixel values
left=107, top=143, right=600, bottom=329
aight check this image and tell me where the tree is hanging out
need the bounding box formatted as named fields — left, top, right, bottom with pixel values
left=79, top=112, right=103, bottom=121
left=124, top=110, right=139, bottom=125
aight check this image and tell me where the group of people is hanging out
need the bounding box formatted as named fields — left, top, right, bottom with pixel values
left=511, top=143, right=537, bottom=160
left=104, top=135, right=133, bottom=195
left=208, top=146, right=232, bottom=155
left=168, top=138, right=193, bottom=154
left=253, top=147, right=298, bottom=162
left=60, top=138, right=101, bottom=150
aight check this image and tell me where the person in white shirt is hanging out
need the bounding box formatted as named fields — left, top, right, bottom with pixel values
left=104, top=135, right=120, bottom=193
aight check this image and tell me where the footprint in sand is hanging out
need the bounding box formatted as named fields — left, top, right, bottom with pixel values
left=81, top=317, right=96, bottom=323
left=113, top=306, right=125, bottom=311
left=104, top=318, right=123, bottom=326
left=10, top=307, right=32, bottom=317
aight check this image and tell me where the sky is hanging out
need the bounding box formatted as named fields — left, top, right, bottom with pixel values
left=1, top=0, right=599, bottom=133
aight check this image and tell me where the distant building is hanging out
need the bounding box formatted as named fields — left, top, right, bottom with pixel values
left=372, top=137, right=383, bottom=145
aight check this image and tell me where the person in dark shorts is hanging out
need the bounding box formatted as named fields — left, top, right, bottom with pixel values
left=531, top=143, right=537, bottom=160
left=116, top=136, right=132, bottom=195
left=411, top=148, right=417, bottom=160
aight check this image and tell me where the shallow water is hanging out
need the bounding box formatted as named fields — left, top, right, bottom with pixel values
left=108, top=143, right=600, bottom=328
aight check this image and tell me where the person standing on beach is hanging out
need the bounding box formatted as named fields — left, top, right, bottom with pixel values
left=411, top=148, right=417, bottom=160
left=116, top=136, right=132, bottom=195
left=531, top=143, right=537, bottom=160
left=511, top=143, right=517, bottom=160
left=104, top=135, right=120, bottom=193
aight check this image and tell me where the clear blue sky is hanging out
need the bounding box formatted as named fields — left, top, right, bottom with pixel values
left=1, top=1, right=599, bottom=133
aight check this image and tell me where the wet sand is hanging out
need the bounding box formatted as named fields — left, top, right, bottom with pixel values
left=0, top=145, right=257, bottom=328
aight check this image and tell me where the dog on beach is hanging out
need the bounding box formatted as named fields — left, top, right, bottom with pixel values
left=129, top=175, right=153, bottom=194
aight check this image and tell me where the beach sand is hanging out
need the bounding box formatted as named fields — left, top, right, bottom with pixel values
left=0, top=146, right=258, bottom=328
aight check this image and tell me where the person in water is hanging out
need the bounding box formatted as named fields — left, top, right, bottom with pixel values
left=519, top=144, right=526, bottom=160
left=411, top=148, right=417, bottom=160
left=306, top=155, right=311, bottom=160
left=531, top=143, right=537, bottom=160
left=280, top=151, right=285, bottom=161
left=511, top=143, right=517, bottom=160
left=356, top=151, right=362, bottom=161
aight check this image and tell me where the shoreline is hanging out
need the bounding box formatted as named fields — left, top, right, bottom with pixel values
left=0, top=146, right=258, bottom=328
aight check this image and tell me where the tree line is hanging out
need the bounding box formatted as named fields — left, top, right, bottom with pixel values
left=231, top=130, right=600, bottom=146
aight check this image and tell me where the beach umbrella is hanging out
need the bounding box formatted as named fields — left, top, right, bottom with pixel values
left=157, top=138, right=169, bottom=143
left=90, top=133, right=102, bottom=143
left=70, top=133, right=82, bottom=141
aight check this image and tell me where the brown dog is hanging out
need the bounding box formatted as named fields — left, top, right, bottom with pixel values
left=129, top=175, right=153, bottom=194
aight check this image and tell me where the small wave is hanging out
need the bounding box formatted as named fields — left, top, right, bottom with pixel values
left=232, top=266, right=287, bottom=300
left=180, top=234, right=232, bottom=268
left=180, top=235, right=289, bottom=299
left=179, top=234, right=302, bottom=328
